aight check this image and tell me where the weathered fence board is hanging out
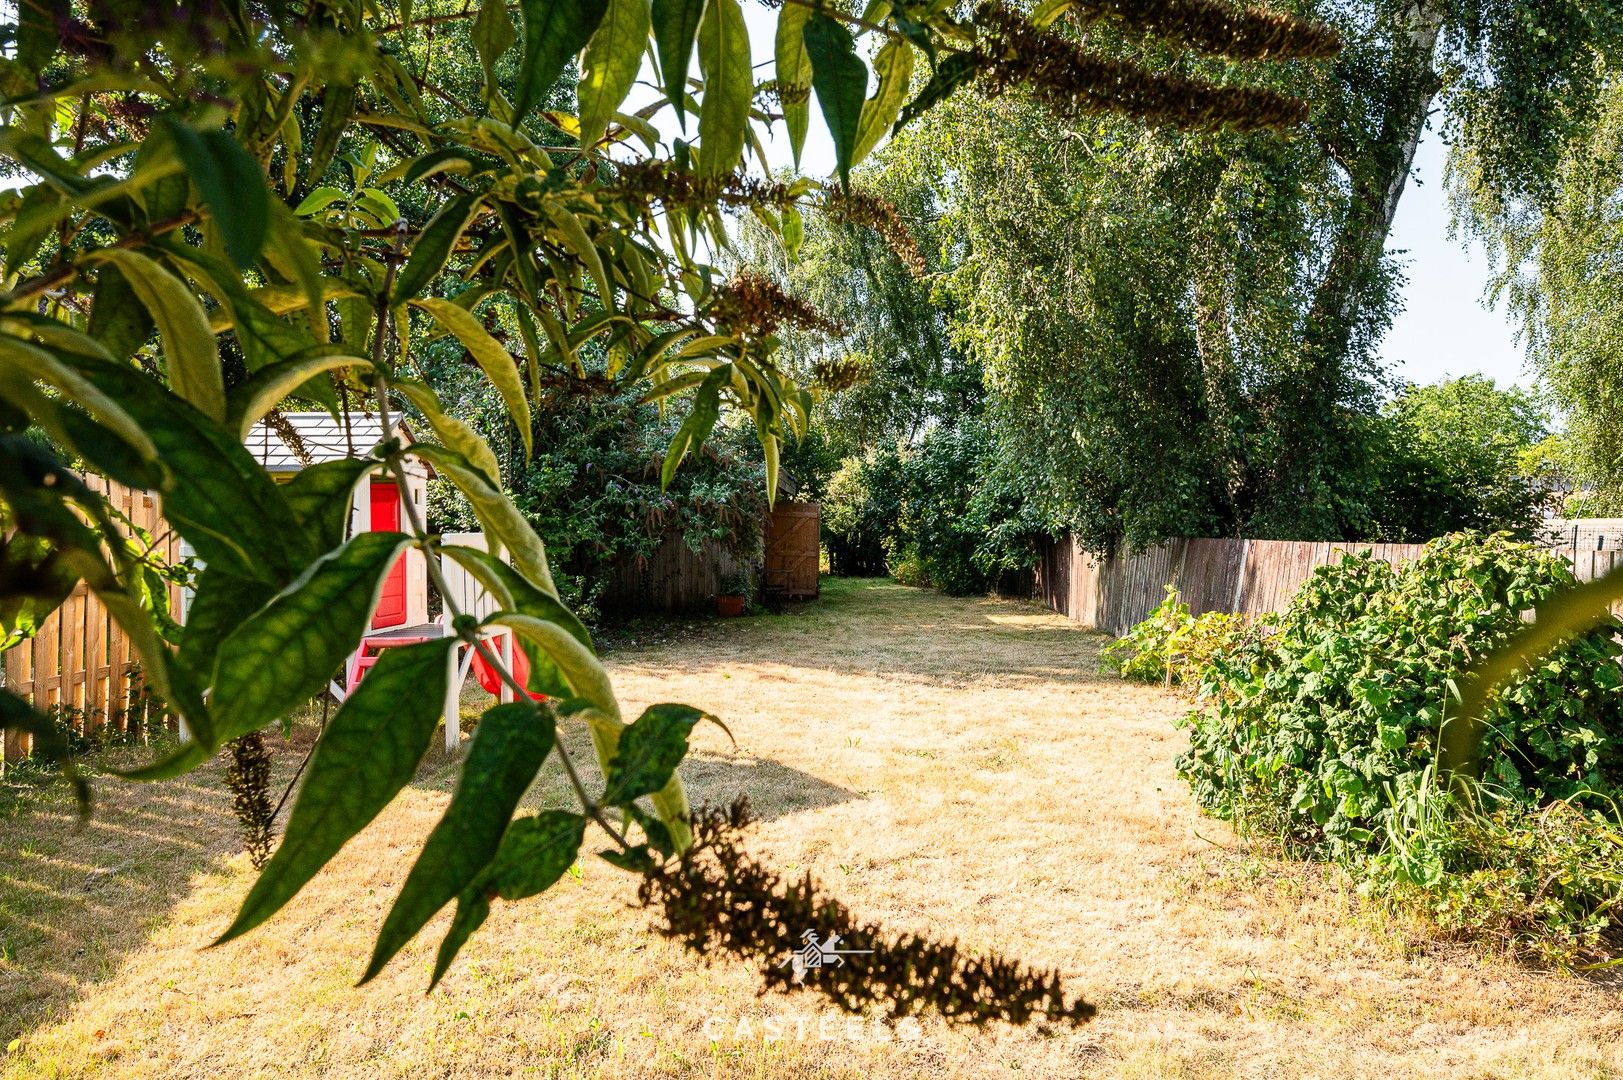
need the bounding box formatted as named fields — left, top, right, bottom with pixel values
left=2, top=475, right=183, bottom=762
left=597, top=531, right=749, bottom=615
left=1031, top=532, right=1623, bottom=635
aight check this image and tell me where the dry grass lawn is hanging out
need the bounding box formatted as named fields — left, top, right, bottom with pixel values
left=3, top=577, right=1623, bottom=1078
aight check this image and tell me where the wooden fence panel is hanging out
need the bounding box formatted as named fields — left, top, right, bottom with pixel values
left=2, top=475, right=181, bottom=763
left=597, top=530, right=748, bottom=615
left=1035, top=533, right=1581, bottom=635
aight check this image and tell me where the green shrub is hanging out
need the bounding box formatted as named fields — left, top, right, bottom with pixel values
left=1172, top=531, right=1623, bottom=965
left=822, top=449, right=900, bottom=576
left=1385, top=797, right=1623, bottom=967
left=1102, top=586, right=1257, bottom=688
left=822, top=421, right=1046, bottom=593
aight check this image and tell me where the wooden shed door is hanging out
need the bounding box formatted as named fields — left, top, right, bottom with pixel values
left=763, top=501, right=820, bottom=599
left=370, top=481, right=407, bottom=628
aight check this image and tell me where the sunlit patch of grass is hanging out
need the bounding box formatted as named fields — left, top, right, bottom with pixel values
left=2, top=579, right=1621, bottom=1077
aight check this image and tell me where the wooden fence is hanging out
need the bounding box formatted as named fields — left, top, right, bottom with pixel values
left=1036, top=528, right=1623, bottom=636
left=2, top=476, right=184, bottom=762
left=597, top=530, right=750, bottom=615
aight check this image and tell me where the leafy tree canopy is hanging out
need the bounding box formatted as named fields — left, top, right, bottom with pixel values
left=769, top=0, right=1623, bottom=554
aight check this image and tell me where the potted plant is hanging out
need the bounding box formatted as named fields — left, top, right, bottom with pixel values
left=716, top=569, right=750, bottom=617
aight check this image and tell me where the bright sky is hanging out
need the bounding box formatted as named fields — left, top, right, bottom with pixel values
left=1380, top=128, right=1533, bottom=390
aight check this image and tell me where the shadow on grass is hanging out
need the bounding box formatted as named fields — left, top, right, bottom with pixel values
left=0, top=754, right=239, bottom=1046
left=513, top=720, right=855, bottom=824
left=0, top=578, right=1002, bottom=1046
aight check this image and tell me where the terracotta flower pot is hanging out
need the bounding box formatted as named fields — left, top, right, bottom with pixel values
left=716, top=594, right=745, bottom=617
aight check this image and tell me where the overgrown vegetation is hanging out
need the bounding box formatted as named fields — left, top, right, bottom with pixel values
left=1100, top=587, right=1255, bottom=688
left=0, top=0, right=1356, bottom=1019
left=1116, top=534, right=1623, bottom=966
left=821, top=421, right=1044, bottom=594
left=427, top=381, right=768, bottom=623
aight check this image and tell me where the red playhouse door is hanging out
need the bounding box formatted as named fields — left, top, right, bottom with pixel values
left=370, top=481, right=408, bottom=628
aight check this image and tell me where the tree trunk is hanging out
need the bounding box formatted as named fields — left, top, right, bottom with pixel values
left=1270, top=0, right=1448, bottom=530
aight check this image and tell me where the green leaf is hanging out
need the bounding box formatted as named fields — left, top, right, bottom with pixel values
left=474, top=0, right=519, bottom=87
left=6, top=185, right=66, bottom=275
left=294, top=186, right=348, bottom=216
left=216, top=638, right=455, bottom=945
left=177, top=567, right=276, bottom=683
left=598, top=845, right=657, bottom=872
left=514, top=0, right=611, bottom=124
left=852, top=40, right=914, bottom=165
left=164, top=120, right=269, bottom=268
left=431, top=810, right=585, bottom=987
left=774, top=3, right=813, bottom=169
left=208, top=532, right=413, bottom=746
left=651, top=0, right=706, bottom=128
left=543, top=205, right=614, bottom=310
left=393, top=194, right=483, bottom=305
left=394, top=379, right=503, bottom=487
left=58, top=355, right=303, bottom=581
left=695, top=0, right=750, bottom=178
left=164, top=242, right=319, bottom=375
left=660, top=366, right=727, bottom=489
left=94, top=250, right=225, bottom=423
left=363, top=701, right=557, bottom=982
left=782, top=205, right=804, bottom=257
left=281, top=458, right=374, bottom=555
left=415, top=444, right=559, bottom=599
left=410, top=298, right=533, bottom=458
left=87, top=262, right=154, bottom=362
left=0, top=335, right=159, bottom=465
left=896, top=51, right=976, bottom=132
left=441, top=544, right=592, bottom=697
left=310, top=82, right=356, bottom=182
left=493, top=613, right=613, bottom=714
left=579, top=0, right=651, bottom=148
left=601, top=703, right=704, bottom=805
left=263, top=200, right=335, bottom=352
left=803, top=13, right=867, bottom=189
left=227, top=353, right=371, bottom=440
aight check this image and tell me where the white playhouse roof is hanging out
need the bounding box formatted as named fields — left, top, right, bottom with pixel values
left=244, top=411, right=427, bottom=474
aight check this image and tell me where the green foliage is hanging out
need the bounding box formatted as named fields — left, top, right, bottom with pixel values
left=217, top=638, right=455, bottom=946
left=1365, top=377, right=1551, bottom=541
left=1457, top=81, right=1623, bottom=512
left=821, top=450, right=897, bottom=576
left=1181, top=534, right=1623, bottom=851
left=365, top=700, right=557, bottom=982
left=1172, top=532, right=1623, bottom=964
left=821, top=422, right=1043, bottom=593
left=1408, top=800, right=1623, bottom=968
left=779, top=0, right=1623, bottom=555
left=602, top=703, right=706, bottom=806
left=426, top=383, right=768, bottom=622
left=1101, top=586, right=1253, bottom=688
